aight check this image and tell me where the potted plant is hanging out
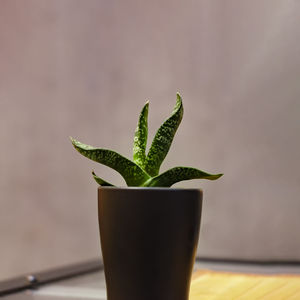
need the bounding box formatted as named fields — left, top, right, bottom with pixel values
left=71, top=93, right=222, bottom=300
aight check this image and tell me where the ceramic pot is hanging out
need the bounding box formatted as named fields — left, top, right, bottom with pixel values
left=98, top=187, right=202, bottom=300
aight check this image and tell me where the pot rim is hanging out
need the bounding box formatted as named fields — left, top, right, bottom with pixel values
left=98, top=186, right=202, bottom=193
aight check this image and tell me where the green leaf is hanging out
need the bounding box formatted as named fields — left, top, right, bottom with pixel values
left=143, top=166, right=223, bottom=187
left=145, top=93, right=184, bottom=176
left=92, top=171, right=114, bottom=186
left=133, top=101, right=149, bottom=170
left=70, top=137, right=150, bottom=186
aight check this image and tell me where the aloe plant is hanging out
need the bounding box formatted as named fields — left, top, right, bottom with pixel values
left=71, top=93, right=223, bottom=187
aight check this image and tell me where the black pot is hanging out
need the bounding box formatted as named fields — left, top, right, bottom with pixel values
left=98, top=187, right=202, bottom=300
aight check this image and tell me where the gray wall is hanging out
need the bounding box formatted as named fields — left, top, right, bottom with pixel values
left=1, top=0, right=300, bottom=280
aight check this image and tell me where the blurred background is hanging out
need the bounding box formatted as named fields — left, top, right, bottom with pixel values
left=1, top=0, right=300, bottom=280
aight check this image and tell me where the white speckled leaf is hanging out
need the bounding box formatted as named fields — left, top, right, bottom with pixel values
left=133, top=101, right=149, bottom=170
left=143, top=167, right=223, bottom=187
left=71, top=138, right=150, bottom=186
left=145, top=93, right=183, bottom=176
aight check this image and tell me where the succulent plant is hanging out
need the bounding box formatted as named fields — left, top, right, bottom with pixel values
left=71, top=93, right=223, bottom=187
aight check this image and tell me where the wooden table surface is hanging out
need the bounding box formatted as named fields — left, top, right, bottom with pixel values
left=1, top=259, right=300, bottom=300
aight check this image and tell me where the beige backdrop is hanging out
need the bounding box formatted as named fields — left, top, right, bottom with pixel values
left=1, top=0, right=300, bottom=280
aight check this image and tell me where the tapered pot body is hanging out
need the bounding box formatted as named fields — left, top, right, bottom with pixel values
left=98, top=187, right=202, bottom=300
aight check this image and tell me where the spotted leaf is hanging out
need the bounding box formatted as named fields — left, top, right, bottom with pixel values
left=144, top=93, right=183, bottom=176
left=133, top=101, right=149, bottom=170
left=143, top=167, right=223, bottom=187
left=71, top=138, right=150, bottom=186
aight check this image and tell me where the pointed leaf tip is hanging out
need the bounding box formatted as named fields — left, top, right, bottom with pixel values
left=174, top=93, right=183, bottom=113
left=215, top=173, right=223, bottom=179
